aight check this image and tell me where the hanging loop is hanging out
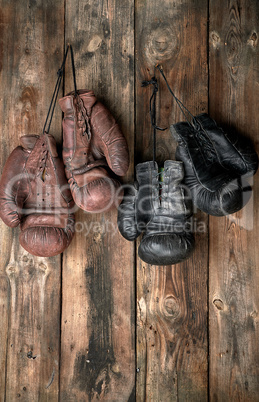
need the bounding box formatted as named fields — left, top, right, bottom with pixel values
left=70, top=45, right=78, bottom=95
left=156, top=64, right=199, bottom=130
left=142, top=73, right=167, bottom=164
left=43, top=45, right=70, bottom=135
left=43, top=44, right=78, bottom=135
left=141, top=77, right=167, bottom=132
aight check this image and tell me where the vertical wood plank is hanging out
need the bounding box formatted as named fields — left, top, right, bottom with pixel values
left=0, top=229, right=10, bottom=400
left=60, top=0, right=135, bottom=400
left=0, top=0, right=64, bottom=399
left=209, top=1, right=259, bottom=401
left=135, top=0, right=209, bottom=400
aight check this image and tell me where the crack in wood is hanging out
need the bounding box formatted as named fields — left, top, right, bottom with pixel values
left=45, top=369, right=55, bottom=389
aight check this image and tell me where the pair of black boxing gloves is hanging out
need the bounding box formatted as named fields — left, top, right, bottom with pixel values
left=117, top=113, right=258, bottom=265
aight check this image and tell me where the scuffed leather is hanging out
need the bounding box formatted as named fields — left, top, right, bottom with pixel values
left=117, top=161, right=158, bottom=240
left=171, top=113, right=258, bottom=216
left=117, top=184, right=141, bottom=241
left=118, top=160, right=194, bottom=265
left=59, top=90, right=129, bottom=212
left=138, top=161, right=194, bottom=265
left=0, top=133, right=75, bottom=257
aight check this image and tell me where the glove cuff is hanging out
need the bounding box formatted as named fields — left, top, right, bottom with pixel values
left=21, top=213, right=71, bottom=231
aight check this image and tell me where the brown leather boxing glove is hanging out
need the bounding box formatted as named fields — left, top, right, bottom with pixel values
left=59, top=90, right=129, bottom=212
left=0, top=133, right=75, bottom=257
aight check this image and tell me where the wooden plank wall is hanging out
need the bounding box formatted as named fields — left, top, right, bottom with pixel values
left=0, top=0, right=258, bottom=401
left=135, top=1, right=209, bottom=401
left=209, top=1, right=259, bottom=401
left=0, top=0, right=64, bottom=399
left=60, top=0, right=135, bottom=400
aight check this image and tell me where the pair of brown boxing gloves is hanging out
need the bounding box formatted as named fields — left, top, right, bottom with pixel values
left=0, top=90, right=129, bottom=257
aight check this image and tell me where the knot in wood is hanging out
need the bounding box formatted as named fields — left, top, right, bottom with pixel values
left=6, top=264, right=18, bottom=276
left=213, top=298, right=224, bottom=310
left=38, top=262, right=48, bottom=273
left=145, top=25, right=178, bottom=64
left=248, top=31, right=258, bottom=48
left=162, top=296, right=180, bottom=318
left=87, top=35, right=103, bottom=53
left=210, top=31, right=221, bottom=49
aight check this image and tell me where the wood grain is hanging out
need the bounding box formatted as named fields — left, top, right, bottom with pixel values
left=209, top=0, right=259, bottom=400
left=135, top=0, right=209, bottom=400
left=0, top=0, right=64, bottom=399
left=0, top=0, right=259, bottom=399
left=60, top=0, right=135, bottom=400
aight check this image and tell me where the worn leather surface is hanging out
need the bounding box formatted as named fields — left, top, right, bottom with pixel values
left=59, top=90, right=129, bottom=212
left=171, top=113, right=258, bottom=216
left=138, top=161, right=195, bottom=265
left=118, top=160, right=194, bottom=265
left=0, top=133, right=75, bottom=257
left=117, top=161, right=157, bottom=240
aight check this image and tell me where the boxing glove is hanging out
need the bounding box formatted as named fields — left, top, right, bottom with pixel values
left=170, top=113, right=257, bottom=216
left=138, top=161, right=194, bottom=265
left=194, top=114, right=258, bottom=176
left=117, top=161, right=158, bottom=240
left=0, top=133, right=75, bottom=257
left=59, top=90, right=129, bottom=213
left=118, top=160, right=194, bottom=265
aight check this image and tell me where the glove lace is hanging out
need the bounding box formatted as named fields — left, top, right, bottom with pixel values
left=76, top=95, right=91, bottom=140
left=142, top=74, right=166, bottom=164
left=156, top=64, right=200, bottom=130
left=154, top=168, right=168, bottom=203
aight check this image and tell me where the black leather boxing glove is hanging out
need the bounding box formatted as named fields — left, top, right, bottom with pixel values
left=138, top=160, right=194, bottom=265
left=117, top=161, right=158, bottom=241
left=118, top=160, right=194, bottom=265
left=170, top=113, right=258, bottom=216
left=195, top=114, right=258, bottom=176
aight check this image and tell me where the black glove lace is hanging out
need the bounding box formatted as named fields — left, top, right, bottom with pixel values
left=156, top=64, right=199, bottom=130
left=141, top=73, right=167, bottom=164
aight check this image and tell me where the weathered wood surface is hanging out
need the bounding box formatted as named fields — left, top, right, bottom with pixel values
left=209, top=0, right=259, bottom=401
left=60, top=0, right=135, bottom=400
left=135, top=0, right=208, bottom=400
left=0, top=0, right=64, bottom=400
left=0, top=0, right=259, bottom=400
